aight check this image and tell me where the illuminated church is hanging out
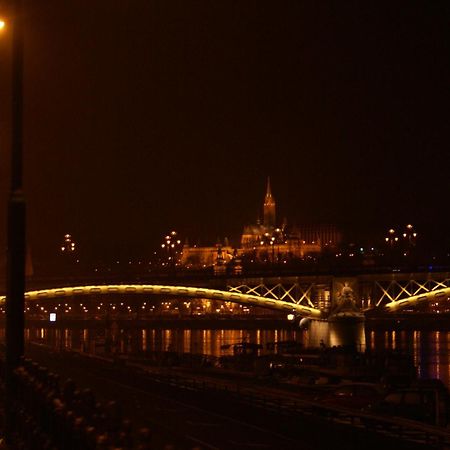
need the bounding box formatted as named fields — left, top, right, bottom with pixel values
left=240, top=177, right=277, bottom=247
left=180, top=178, right=342, bottom=268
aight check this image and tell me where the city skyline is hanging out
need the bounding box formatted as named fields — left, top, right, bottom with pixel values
left=1, top=4, right=450, bottom=448
left=0, top=2, right=448, bottom=262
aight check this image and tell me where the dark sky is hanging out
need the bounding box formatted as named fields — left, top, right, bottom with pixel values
left=0, top=1, right=449, bottom=261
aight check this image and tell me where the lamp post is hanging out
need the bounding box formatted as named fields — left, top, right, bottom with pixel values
left=4, top=1, right=26, bottom=443
left=385, top=228, right=398, bottom=247
left=161, top=231, right=181, bottom=275
left=259, top=232, right=271, bottom=263
left=273, top=227, right=284, bottom=263
left=402, top=224, right=417, bottom=247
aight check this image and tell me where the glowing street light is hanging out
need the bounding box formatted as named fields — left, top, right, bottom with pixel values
left=61, top=233, right=77, bottom=253
left=385, top=228, right=399, bottom=246
left=402, top=224, right=417, bottom=248
left=0, top=19, right=6, bottom=30
left=160, top=230, right=182, bottom=270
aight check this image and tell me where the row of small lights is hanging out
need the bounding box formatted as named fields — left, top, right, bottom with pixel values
left=8, top=300, right=247, bottom=314
left=94, top=242, right=438, bottom=271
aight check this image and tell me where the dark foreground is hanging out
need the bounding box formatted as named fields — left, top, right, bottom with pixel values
left=1, top=343, right=440, bottom=450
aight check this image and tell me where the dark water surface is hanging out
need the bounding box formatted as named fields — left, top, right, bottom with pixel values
left=2, top=320, right=450, bottom=388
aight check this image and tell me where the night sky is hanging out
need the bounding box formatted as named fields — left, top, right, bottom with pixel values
left=0, top=1, right=449, bottom=263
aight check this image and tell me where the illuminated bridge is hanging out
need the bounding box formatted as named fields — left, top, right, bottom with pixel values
left=1, top=271, right=450, bottom=319
left=0, top=284, right=320, bottom=318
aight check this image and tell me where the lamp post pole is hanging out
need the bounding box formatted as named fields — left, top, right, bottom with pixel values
left=5, top=0, right=26, bottom=443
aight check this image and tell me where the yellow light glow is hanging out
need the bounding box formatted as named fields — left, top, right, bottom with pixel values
left=0, top=283, right=322, bottom=317
left=0, top=20, right=5, bottom=31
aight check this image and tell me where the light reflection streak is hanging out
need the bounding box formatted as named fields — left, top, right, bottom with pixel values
left=13, top=323, right=450, bottom=389
left=413, top=330, right=421, bottom=378
left=183, top=329, right=191, bottom=354
left=436, top=331, right=440, bottom=380
left=142, top=329, right=147, bottom=352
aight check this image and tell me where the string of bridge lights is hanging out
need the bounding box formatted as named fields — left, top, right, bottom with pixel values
left=0, top=284, right=319, bottom=316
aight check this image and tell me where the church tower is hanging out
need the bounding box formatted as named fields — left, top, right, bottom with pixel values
left=263, top=177, right=276, bottom=228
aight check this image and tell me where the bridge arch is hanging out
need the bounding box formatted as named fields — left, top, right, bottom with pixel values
left=3, top=283, right=447, bottom=317
left=382, top=287, right=450, bottom=312
left=0, top=284, right=322, bottom=318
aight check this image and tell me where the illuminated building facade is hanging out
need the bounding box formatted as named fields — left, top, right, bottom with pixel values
left=181, top=179, right=342, bottom=268
left=180, top=244, right=234, bottom=268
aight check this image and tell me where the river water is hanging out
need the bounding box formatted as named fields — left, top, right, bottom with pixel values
left=8, top=319, right=449, bottom=389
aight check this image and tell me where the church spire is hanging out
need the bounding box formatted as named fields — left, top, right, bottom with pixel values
left=263, top=177, right=276, bottom=228
left=266, top=176, right=272, bottom=198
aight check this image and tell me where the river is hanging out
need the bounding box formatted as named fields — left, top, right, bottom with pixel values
left=3, top=319, right=447, bottom=389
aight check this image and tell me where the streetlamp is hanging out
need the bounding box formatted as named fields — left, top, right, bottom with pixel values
left=259, top=232, right=271, bottom=263
left=385, top=228, right=398, bottom=247
left=260, top=229, right=285, bottom=264
left=401, top=224, right=418, bottom=258
left=3, top=1, right=26, bottom=444
left=402, top=224, right=417, bottom=247
left=272, top=227, right=285, bottom=263
left=161, top=231, right=182, bottom=273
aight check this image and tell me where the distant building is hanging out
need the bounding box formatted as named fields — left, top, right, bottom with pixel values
left=180, top=244, right=234, bottom=268
left=293, top=224, right=343, bottom=248
left=240, top=178, right=342, bottom=261
left=180, top=178, right=342, bottom=268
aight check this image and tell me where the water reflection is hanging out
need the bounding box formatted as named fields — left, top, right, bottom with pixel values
left=2, top=320, right=363, bottom=355
left=21, top=319, right=365, bottom=356
left=2, top=319, right=450, bottom=389
left=365, top=329, right=450, bottom=389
